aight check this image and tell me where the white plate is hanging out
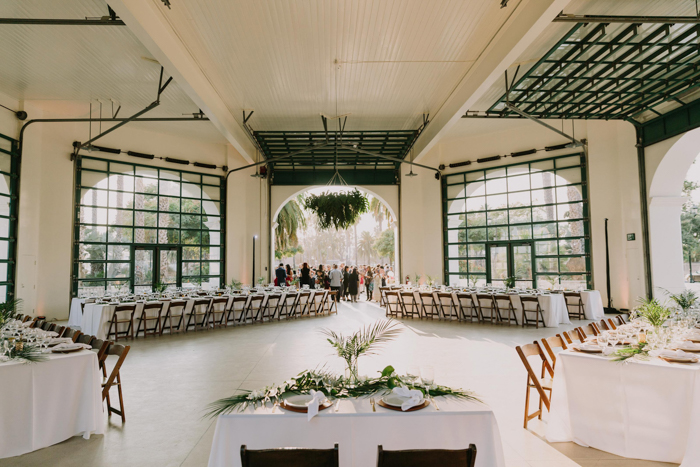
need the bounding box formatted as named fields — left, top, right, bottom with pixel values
left=284, top=394, right=315, bottom=408
left=381, top=393, right=424, bottom=408
left=51, top=344, right=83, bottom=352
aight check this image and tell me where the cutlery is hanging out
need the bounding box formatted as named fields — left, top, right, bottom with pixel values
left=370, top=397, right=376, bottom=412
left=430, top=396, right=440, bottom=411
left=334, top=399, right=341, bottom=412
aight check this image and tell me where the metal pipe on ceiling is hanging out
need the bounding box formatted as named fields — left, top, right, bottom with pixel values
left=338, top=144, right=441, bottom=176
left=553, top=14, right=700, bottom=24
left=0, top=18, right=126, bottom=26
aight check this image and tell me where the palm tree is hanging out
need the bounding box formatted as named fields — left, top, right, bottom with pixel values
left=370, top=197, right=394, bottom=232
left=275, top=196, right=307, bottom=251
left=358, top=231, right=375, bottom=264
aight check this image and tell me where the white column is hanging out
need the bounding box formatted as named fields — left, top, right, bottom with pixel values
left=649, top=196, right=687, bottom=298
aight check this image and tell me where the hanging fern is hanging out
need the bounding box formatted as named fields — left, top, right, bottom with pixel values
left=303, top=189, right=369, bottom=230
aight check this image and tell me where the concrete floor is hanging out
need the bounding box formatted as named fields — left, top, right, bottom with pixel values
left=1, top=300, right=678, bottom=467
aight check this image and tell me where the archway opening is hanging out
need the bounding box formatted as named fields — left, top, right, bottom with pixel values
left=648, top=127, right=700, bottom=296
left=271, top=186, right=399, bottom=289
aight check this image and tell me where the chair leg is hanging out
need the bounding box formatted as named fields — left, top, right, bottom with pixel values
left=117, top=374, right=126, bottom=422
left=523, top=380, right=531, bottom=429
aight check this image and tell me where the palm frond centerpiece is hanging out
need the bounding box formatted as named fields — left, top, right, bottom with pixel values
left=320, top=319, right=402, bottom=383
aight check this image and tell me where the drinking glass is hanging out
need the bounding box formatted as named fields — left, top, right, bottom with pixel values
left=420, top=366, right=435, bottom=390
left=608, top=332, right=619, bottom=348
left=406, top=365, right=419, bottom=385
left=597, top=333, right=608, bottom=347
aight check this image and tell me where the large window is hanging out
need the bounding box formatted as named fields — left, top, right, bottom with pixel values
left=0, top=133, right=18, bottom=302
left=74, top=157, right=225, bottom=295
left=443, top=154, right=590, bottom=290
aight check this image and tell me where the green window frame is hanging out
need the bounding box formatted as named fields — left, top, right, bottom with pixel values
left=442, top=153, right=591, bottom=290
left=73, top=156, right=226, bottom=295
left=0, top=133, right=19, bottom=302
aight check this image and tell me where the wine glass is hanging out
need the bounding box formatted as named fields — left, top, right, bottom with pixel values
left=420, top=366, right=435, bottom=392
left=608, top=331, right=619, bottom=348
left=597, top=332, right=608, bottom=348
left=322, top=376, right=333, bottom=398
left=406, top=365, right=420, bottom=385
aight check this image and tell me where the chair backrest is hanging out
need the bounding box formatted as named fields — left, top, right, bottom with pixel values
left=377, top=444, right=477, bottom=467
left=456, top=292, right=474, bottom=304
left=76, top=333, right=95, bottom=346
left=475, top=294, right=494, bottom=307
left=115, top=304, right=137, bottom=313
left=558, top=330, right=582, bottom=345
left=211, top=297, right=229, bottom=311
left=605, top=318, right=617, bottom=330
left=54, top=325, right=66, bottom=337
left=516, top=343, right=552, bottom=410
left=563, top=292, right=581, bottom=301
left=22, top=315, right=32, bottom=323
left=520, top=296, right=539, bottom=304
left=143, top=302, right=165, bottom=312
left=541, top=335, right=568, bottom=369
left=168, top=300, right=187, bottom=315
left=63, top=328, right=82, bottom=343
left=240, top=444, right=339, bottom=467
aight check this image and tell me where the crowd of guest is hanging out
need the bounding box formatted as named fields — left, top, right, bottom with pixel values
left=273, top=262, right=396, bottom=302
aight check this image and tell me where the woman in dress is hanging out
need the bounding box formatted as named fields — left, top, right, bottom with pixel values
left=365, top=269, right=374, bottom=301
left=300, top=262, right=310, bottom=287
left=373, top=268, right=382, bottom=302
left=348, top=267, right=359, bottom=302
left=285, top=264, right=293, bottom=286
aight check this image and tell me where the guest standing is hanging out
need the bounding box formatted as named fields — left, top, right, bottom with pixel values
left=342, top=266, right=350, bottom=301
left=300, top=262, right=311, bottom=287
left=329, top=264, right=342, bottom=302
left=275, top=263, right=286, bottom=287
left=365, top=269, right=374, bottom=301
left=348, top=268, right=359, bottom=302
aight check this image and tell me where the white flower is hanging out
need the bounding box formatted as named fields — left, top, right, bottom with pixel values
left=247, top=389, right=263, bottom=400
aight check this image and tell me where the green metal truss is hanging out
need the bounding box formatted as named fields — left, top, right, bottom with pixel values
left=254, top=130, right=418, bottom=185
left=486, top=22, right=700, bottom=123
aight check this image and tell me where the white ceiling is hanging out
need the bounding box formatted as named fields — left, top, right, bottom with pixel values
left=131, top=0, right=521, bottom=133
left=0, top=0, right=226, bottom=142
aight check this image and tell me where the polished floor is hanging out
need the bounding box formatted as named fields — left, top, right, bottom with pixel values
left=2, top=300, right=678, bottom=467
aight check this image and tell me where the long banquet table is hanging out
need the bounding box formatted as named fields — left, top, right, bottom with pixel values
left=546, top=349, right=700, bottom=466
left=0, top=349, right=104, bottom=459
left=208, top=398, right=505, bottom=467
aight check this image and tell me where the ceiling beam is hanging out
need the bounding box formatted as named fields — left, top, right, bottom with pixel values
left=108, top=0, right=255, bottom=163
left=411, top=0, right=571, bottom=162
left=552, top=14, right=700, bottom=24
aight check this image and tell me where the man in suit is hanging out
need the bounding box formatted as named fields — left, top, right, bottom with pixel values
left=275, top=263, right=286, bottom=286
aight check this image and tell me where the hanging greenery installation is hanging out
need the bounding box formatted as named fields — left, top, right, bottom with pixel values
left=303, top=189, right=369, bottom=230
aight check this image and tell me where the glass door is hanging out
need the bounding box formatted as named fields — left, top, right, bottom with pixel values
left=487, top=242, right=534, bottom=288
left=133, top=246, right=180, bottom=293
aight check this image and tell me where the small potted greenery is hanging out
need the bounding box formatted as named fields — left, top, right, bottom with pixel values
left=665, top=289, right=698, bottom=314
left=228, top=278, right=242, bottom=291
left=504, top=276, right=516, bottom=289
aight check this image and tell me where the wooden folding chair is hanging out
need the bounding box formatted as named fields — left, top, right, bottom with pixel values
left=107, top=304, right=137, bottom=341
left=520, top=296, right=545, bottom=328
left=476, top=294, right=497, bottom=324
left=63, top=328, right=82, bottom=343
left=308, top=291, right=324, bottom=316
left=419, top=292, right=440, bottom=320
left=494, top=294, right=518, bottom=325
left=564, top=292, right=585, bottom=320
left=379, top=287, right=390, bottom=307
left=385, top=290, right=401, bottom=318
left=541, top=335, right=568, bottom=370
left=136, top=302, right=165, bottom=338
left=208, top=297, right=230, bottom=327
left=558, top=330, right=582, bottom=345
left=574, top=323, right=599, bottom=341
left=185, top=298, right=212, bottom=331
left=616, top=314, right=629, bottom=325
left=296, top=291, right=312, bottom=317
left=240, top=295, right=264, bottom=323
left=21, top=315, right=32, bottom=323
left=456, top=292, right=478, bottom=322
left=516, top=342, right=553, bottom=429
left=76, top=333, right=95, bottom=347
left=399, top=291, right=420, bottom=319
left=240, top=443, right=339, bottom=467
left=276, top=292, right=296, bottom=320
left=102, top=343, right=131, bottom=423
left=326, top=291, right=339, bottom=314
left=434, top=292, right=458, bottom=321
left=226, top=295, right=249, bottom=324
left=377, top=444, right=477, bottom=467
left=161, top=300, right=187, bottom=334
left=54, top=325, right=66, bottom=337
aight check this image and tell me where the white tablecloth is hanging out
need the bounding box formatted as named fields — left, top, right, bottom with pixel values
left=506, top=294, right=570, bottom=327
left=67, top=298, right=85, bottom=329
left=208, top=398, right=505, bottom=467
left=0, top=350, right=104, bottom=459
left=579, top=290, right=605, bottom=320
left=546, top=350, right=700, bottom=466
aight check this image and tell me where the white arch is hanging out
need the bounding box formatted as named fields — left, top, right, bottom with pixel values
left=270, top=185, right=400, bottom=273
left=648, top=127, right=700, bottom=295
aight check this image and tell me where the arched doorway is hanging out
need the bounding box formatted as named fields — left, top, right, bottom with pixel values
left=270, top=185, right=400, bottom=278
left=648, top=127, right=700, bottom=295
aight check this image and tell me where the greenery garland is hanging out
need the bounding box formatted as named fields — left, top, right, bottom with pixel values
left=303, top=189, right=369, bottom=230
left=205, top=366, right=482, bottom=418
left=611, top=342, right=649, bottom=362
left=0, top=299, right=22, bottom=329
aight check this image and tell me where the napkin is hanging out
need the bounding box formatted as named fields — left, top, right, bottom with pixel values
left=52, top=342, right=92, bottom=351
left=680, top=341, right=700, bottom=351
left=48, top=337, right=73, bottom=345
left=305, top=389, right=327, bottom=421
left=392, top=386, right=424, bottom=411
left=659, top=349, right=692, bottom=359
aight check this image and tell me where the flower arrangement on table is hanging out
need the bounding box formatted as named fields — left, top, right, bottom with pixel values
left=1, top=302, right=49, bottom=364
left=205, top=320, right=482, bottom=418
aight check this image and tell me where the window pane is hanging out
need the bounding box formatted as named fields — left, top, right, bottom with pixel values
left=79, top=262, right=104, bottom=279
left=537, top=258, right=558, bottom=273
left=108, top=209, right=132, bottom=226
left=486, top=178, right=507, bottom=194
left=134, top=211, right=157, bottom=228
left=467, top=228, right=486, bottom=243
left=509, top=225, right=532, bottom=240
left=182, top=199, right=201, bottom=214
left=467, top=196, right=486, bottom=212
left=81, top=170, right=109, bottom=189
left=109, top=174, right=134, bottom=192
left=447, top=199, right=465, bottom=213
left=487, top=226, right=508, bottom=241
left=202, top=176, right=220, bottom=186
left=182, top=215, right=201, bottom=229
left=536, top=240, right=558, bottom=256
left=135, top=176, right=158, bottom=193
left=159, top=213, right=180, bottom=229
left=468, top=259, right=486, bottom=273
left=81, top=188, right=108, bottom=207
left=135, top=194, right=158, bottom=211
left=80, top=226, right=106, bottom=242
left=107, top=263, right=130, bottom=279
left=202, top=185, right=220, bottom=201
left=531, top=171, right=555, bottom=189
left=509, top=208, right=531, bottom=224
left=556, top=185, right=583, bottom=203
left=468, top=243, right=485, bottom=257
left=447, top=184, right=465, bottom=199
left=560, top=257, right=586, bottom=273
left=531, top=188, right=556, bottom=205
left=508, top=174, right=530, bottom=191
left=108, top=245, right=131, bottom=261
left=80, top=207, right=107, bottom=225
left=466, top=212, right=486, bottom=227
left=533, top=223, right=557, bottom=239
left=533, top=205, right=557, bottom=222
left=202, top=200, right=220, bottom=215
left=159, top=180, right=180, bottom=196
left=508, top=191, right=531, bottom=208
left=486, top=194, right=507, bottom=210
left=447, top=214, right=465, bottom=229
left=159, top=229, right=179, bottom=244
left=109, top=192, right=134, bottom=209
left=487, top=210, right=508, bottom=226
left=181, top=183, right=201, bottom=199
left=556, top=168, right=582, bottom=185
left=108, top=227, right=133, bottom=243
left=465, top=181, right=485, bottom=197
left=559, top=238, right=585, bottom=255
left=446, top=229, right=463, bottom=243
left=79, top=243, right=105, bottom=261
left=134, top=228, right=157, bottom=244
left=558, top=221, right=585, bottom=238
left=181, top=230, right=201, bottom=245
